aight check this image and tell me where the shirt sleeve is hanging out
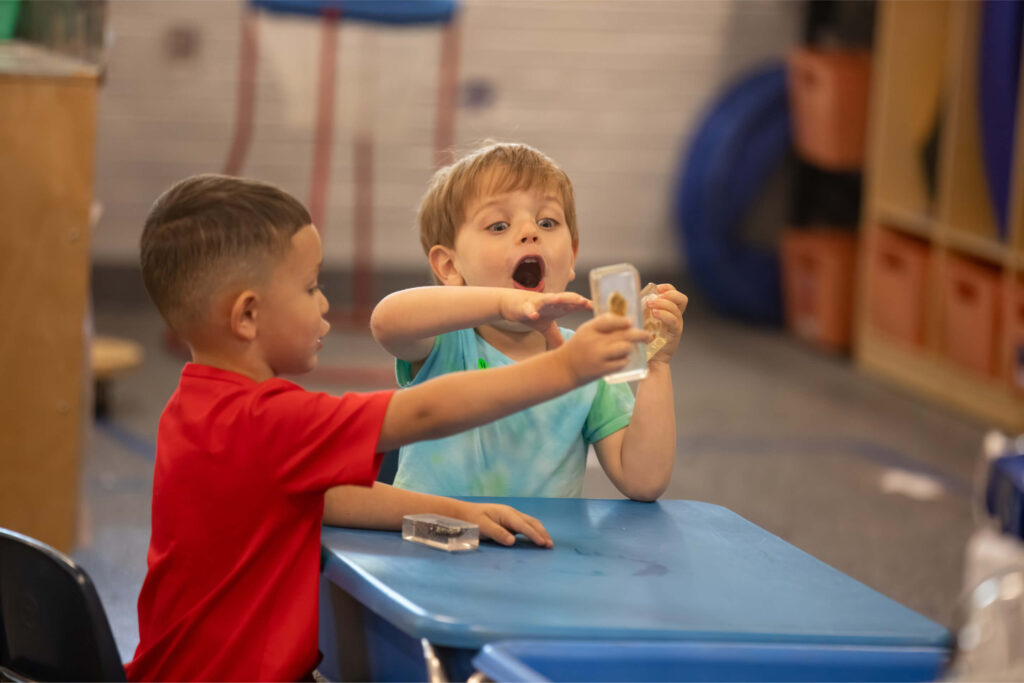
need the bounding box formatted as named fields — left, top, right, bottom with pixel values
left=396, top=330, right=467, bottom=387
left=249, top=382, right=395, bottom=494
left=583, top=378, right=634, bottom=444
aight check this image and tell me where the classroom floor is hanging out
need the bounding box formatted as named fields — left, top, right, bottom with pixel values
left=77, top=292, right=987, bottom=663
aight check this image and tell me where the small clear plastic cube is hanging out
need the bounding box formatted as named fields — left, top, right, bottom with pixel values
left=590, top=263, right=648, bottom=383
left=402, top=514, right=479, bottom=552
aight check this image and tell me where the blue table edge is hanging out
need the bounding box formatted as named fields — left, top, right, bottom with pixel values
left=320, top=498, right=952, bottom=651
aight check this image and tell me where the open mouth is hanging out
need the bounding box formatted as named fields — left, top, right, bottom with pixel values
left=512, top=256, right=545, bottom=290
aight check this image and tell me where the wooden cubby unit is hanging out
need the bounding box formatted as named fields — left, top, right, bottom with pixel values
left=857, top=1, right=1024, bottom=430
left=0, top=42, right=99, bottom=551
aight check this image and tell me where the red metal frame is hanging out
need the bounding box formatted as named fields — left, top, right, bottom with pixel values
left=216, top=6, right=462, bottom=384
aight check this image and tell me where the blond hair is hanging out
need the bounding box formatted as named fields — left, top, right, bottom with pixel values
left=418, top=142, right=578, bottom=255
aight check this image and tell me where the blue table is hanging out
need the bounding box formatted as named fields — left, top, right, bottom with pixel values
left=318, top=498, right=949, bottom=681
left=471, top=641, right=946, bottom=682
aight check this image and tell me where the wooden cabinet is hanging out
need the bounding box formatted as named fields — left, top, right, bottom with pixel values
left=857, top=1, right=1024, bottom=429
left=0, top=41, right=99, bottom=552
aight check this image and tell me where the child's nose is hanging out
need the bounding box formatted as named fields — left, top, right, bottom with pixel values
left=519, top=222, right=539, bottom=243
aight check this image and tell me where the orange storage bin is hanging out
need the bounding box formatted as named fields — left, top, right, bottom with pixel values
left=866, top=228, right=930, bottom=346
left=941, top=255, right=1002, bottom=377
left=1007, top=279, right=1024, bottom=392
left=786, top=48, right=872, bottom=171
left=781, top=228, right=858, bottom=352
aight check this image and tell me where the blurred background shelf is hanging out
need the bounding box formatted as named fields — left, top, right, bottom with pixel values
left=941, top=230, right=1012, bottom=267
left=859, top=329, right=1024, bottom=430
left=873, top=202, right=935, bottom=240
left=857, top=0, right=1024, bottom=431
left=0, top=39, right=100, bottom=553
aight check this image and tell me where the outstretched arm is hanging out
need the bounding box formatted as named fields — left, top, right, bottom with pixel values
left=594, top=285, right=688, bottom=501
left=323, top=482, right=553, bottom=547
left=377, top=313, right=649, bottom=453
left=370, top=286, right=591, bottom=361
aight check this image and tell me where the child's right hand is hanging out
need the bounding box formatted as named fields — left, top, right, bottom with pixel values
left=453, top=500, right=554, bottom=547
left=499, top=290, right=592, bottom=330
left=559, top=313, right=651, bottom=384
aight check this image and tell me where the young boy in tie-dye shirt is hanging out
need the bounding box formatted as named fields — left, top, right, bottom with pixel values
left=370, top=142, right=688, bottom=499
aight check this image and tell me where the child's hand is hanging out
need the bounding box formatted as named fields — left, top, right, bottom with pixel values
left=644, top=284, right=688, bottom=365
left=560, top=314, right=651, bottom=383
left=499, top=290, right=593, bottom=349
left=454, top=501, right=554, bottom=547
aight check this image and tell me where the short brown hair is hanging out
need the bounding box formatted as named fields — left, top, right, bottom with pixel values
left=140, top=174, right=311, bottom=334
left=418, top=142, right=577, bottom=255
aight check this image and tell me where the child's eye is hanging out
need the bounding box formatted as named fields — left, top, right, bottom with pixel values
left=486, top=222, right=509, bottom=233
left=538, top=218, right=558, bottom=229
left=309, top=283, right=323, bottom=294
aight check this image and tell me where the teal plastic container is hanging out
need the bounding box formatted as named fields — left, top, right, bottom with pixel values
left=0, top=0, right=21, bottom=40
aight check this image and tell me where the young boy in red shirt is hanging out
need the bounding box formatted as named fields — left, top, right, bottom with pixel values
left=125, top=174, right=648, bottom=681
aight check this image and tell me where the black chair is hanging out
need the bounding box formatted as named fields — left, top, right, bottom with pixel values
left=0, top=527, right=126, bottom=682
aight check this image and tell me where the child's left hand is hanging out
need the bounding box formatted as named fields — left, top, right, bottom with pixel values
left=455, top=501, right=554, bottom=548
left=644, top=283, right=688, bottom=365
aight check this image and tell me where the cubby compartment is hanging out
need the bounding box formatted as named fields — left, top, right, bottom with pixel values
left=934, top=1, right=1004, bottom=253
left=940, top=254, right=1002, bottom=377
left=786, top=48, right=872, bottom=172
left=781, top=228, right=858, bottom=352
left=865, top=227, right=930, bottom=347
left=867, top=1, right=950, bottom=223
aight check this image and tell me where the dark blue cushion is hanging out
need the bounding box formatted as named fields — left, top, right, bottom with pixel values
left=675, top=63, right=790, bottom=324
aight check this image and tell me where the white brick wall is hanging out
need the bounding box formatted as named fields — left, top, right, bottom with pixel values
left=92, top=0, right=801, bottom=274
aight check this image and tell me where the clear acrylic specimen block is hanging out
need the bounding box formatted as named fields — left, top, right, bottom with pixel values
left=402, top=513, right=479, bottom=552
left=590, top=263, right=648, bottom=384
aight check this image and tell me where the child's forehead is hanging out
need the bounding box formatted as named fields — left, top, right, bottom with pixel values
left=467, top=167, right=562, bottom=206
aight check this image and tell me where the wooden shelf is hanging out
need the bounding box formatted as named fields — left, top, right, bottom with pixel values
left=872, top=202, right=935, bottom=239
left=940, top=230, right=1012, bottom=267
left=857, top=1, right=1024, bottom=431
left=0, top=41, right=100, bottom=553
left=858, top=330, right=1024, bottom=431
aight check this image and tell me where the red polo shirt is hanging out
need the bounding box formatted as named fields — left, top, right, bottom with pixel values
left=126, top=363, right=394, bottom=681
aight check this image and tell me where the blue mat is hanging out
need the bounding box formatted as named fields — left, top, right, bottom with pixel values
left=676, top=64, right=791, bottom=324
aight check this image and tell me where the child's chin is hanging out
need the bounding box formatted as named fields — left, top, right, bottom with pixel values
left=289, top=357, right=317, bottom=375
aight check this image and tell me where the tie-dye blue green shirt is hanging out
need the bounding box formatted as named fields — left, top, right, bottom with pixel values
left=392, top=327, right=634, bottom=497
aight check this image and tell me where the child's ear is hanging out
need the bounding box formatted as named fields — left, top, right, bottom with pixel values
left=229, top=291, right=259, bottom=341
left=428, top=245, right=465, bottom=286
left=569, top=239, right=579, bottom=282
